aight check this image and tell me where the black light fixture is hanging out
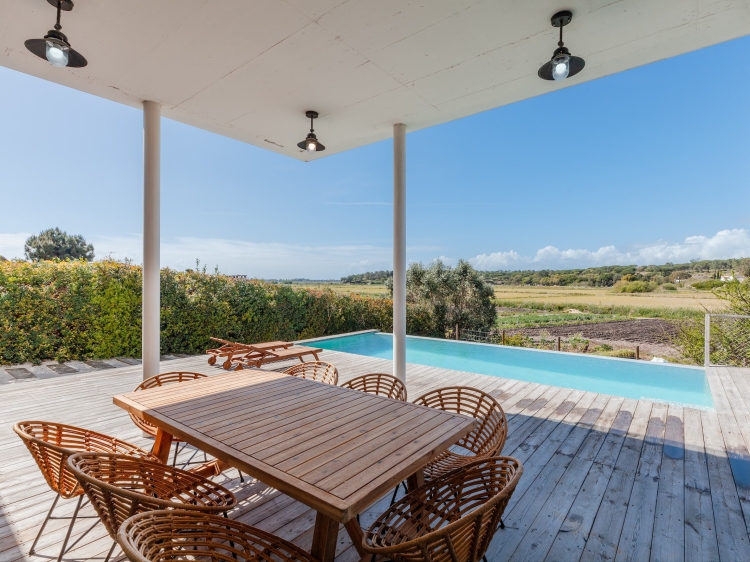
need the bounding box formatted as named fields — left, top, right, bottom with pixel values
left=538, top=10, right=583, bottom=81
left=297, top=111, right=325, bottom=153
left=25, top=0, right=87, bottom=68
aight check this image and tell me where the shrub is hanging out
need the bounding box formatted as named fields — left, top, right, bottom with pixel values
left=0, top=260, right=394, bottom=365
left=661, top=283, right=677, bottom=291
left=613, top=280, right=655, bottom=293
left=604, top=348, right=636, bottom=359
left=503, top=333, right=530, bottom=347
left=692, top=279, right=726, bottom=290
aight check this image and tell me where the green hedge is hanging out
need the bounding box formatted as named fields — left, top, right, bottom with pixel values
left=0, top=260, right=393, bottom=365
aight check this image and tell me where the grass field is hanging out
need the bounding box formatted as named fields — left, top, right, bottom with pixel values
left=491, top=285, right=722, bottom=311
left=292, top=282, right=390, bottom=297
left=293, top=282, right=722, bottom=310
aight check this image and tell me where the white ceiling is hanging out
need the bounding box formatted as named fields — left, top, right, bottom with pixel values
left=1, top=0, right=749, bottom=161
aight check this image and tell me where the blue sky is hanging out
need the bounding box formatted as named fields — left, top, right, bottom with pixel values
left=1, top=34, right=749, bottom=279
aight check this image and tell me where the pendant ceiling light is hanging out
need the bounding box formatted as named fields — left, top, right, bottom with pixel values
left=297, top=111, right=325, bottom=153
left=25, top=0, right=87, bottom=68
left=538, top=11, right=583, bottom=81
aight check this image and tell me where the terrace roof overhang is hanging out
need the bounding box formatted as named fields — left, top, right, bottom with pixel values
left=2, top=0, right=749, bottom=162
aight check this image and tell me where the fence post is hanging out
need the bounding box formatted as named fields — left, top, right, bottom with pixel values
left=502, top=330, right=505, bottom=345
left=636, top=346, right=639, bottom=360
left=557, top=336, right=561, bottom=352
left=704, top=314, right=711, bottom=368
left=455, top=324, right=459, bottom=341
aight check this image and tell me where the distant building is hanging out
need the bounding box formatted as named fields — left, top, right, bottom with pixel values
left=228, top=274, right=248, bottom=280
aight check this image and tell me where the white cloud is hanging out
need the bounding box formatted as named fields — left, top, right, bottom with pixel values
left=469, top=229, right=750, bottom=270
left=92, top=235, right=394, bottom=279
left=0, top=233, right=30, bottom=260
left=4, top=228, right=749, bottom=277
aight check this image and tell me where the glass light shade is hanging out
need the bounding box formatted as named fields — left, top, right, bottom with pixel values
left=45, top=38, right=69, bottom=67
left=306, top=140, right=317, bottom=153
left=552, top=54, right=569, bottom=81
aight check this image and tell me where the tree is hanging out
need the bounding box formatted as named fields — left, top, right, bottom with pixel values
left=24, top=228, right=95, bottom=261
left=390, top=259, right=496, bottom=337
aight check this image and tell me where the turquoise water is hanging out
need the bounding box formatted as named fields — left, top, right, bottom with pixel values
left=313, top=332, right=713, bottom=409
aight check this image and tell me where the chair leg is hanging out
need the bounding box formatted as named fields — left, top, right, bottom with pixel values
left=57, top=494, right=84, bottom=562
left=172, top=441, right=180, bottom=467
left=390, top=484, right=400, bottom=505
left=29, top=493, right=60, bottom=554
left=483, top=557, right=489, bottom=562
left=104, top=540, right=117, bottom=562
left=500, top=517, right=505, bottom=529
left=238, top=470, right=244, bottom=483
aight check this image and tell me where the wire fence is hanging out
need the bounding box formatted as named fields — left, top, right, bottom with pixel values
left=705, top=314, right=750, bottom=368
left=455, top=327, right=638, bottom=358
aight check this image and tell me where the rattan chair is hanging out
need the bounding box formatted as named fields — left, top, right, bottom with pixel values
left=118, top=510, right=319, bottom=562
left=413, top=387, right=508, bottom=481
left=129, top=371, right=209, bottom=467
left=282, top=361, right=338, bottom=385
left=341, top=373, right=407, bottom=401
left=364, top=457, right=523, bottom=562
left=67, top=452, right=237, bottom=562
left=13, top=421, right=157, bottom=562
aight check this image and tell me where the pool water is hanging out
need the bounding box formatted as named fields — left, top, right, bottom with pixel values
left=312, top=332, right=713, bottom=409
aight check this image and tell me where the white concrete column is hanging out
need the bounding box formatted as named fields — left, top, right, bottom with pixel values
left=393, top=123, right=407, bottom=383
left=142, top=101, right=161, bottom=381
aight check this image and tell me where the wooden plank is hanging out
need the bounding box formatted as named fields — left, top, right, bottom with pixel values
left=487, top=393, right=611, bottom=560
left=579, top=400, right=653, bottom=562
left=707, top=367, right=750, bottom=535
left=650, top=405, right=685, bottom=562
left=506, top=396, right=624, bottom=561
left=615, top=402, right=668, bottom=561
left=682, top=408, right=719, bottom=562
left=701, top=409, right=750, bottom=560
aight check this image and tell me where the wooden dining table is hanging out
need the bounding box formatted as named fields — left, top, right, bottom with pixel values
left=113, top=368, right=477, bottom=562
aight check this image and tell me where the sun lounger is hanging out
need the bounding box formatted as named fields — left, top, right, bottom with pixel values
left=232, top=345, right=323, bottom=370
left=206, top=338, right=293, bottom=369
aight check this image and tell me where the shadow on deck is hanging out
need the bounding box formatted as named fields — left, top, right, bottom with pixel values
left=2, top=352, right=750, bottom=561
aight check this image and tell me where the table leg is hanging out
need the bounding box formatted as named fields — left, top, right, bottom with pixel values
left=311, top=512, right=339, bottom=562
left=151, top=428, right=174, bottom=464
left=406, top=469, right=425, bottom=492
left=344, top=518, right=367, bottom=558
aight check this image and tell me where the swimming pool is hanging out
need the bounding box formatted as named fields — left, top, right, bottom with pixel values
left=311, top=331, right=713, bottom=409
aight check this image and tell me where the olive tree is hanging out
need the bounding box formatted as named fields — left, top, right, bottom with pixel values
left=24, top=228, right=95, bottom=261
left=389, top=259, right=496, bottom=337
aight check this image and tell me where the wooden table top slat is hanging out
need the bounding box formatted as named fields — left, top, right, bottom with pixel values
left=191, top=383, right=362, bottom=435
left=229, top=396, right=407, bottom=455
left=311, top=412, right=464, bottom=490
left=113, top=369, right=476, bottom=522
left=150, top=372, right=304, bottom=412
left=265, top=402, right=422, bottom=469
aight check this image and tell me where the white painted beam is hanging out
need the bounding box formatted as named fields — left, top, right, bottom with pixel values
left=393, top=123, right=406, bottom=383
left=142, top=101, right=161, bottom=381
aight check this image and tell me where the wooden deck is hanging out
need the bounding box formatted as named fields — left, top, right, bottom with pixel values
left=2, top=350, right=750, bottom=562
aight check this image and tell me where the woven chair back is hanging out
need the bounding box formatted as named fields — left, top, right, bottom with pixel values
left=282, top=361, right=338, bottom=385
left=414, top=387, right=507, bottom=457
left=341, top=373, right=407, bottom=401
left=118, top=510, right=319, bottom=562
left=364, top=457, right=523, bottom=562
left=13, top=421, right=154, bottom=499
left=129, top=372, right=208, bottom=437
left=67, top=453, right=236, bottom=539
